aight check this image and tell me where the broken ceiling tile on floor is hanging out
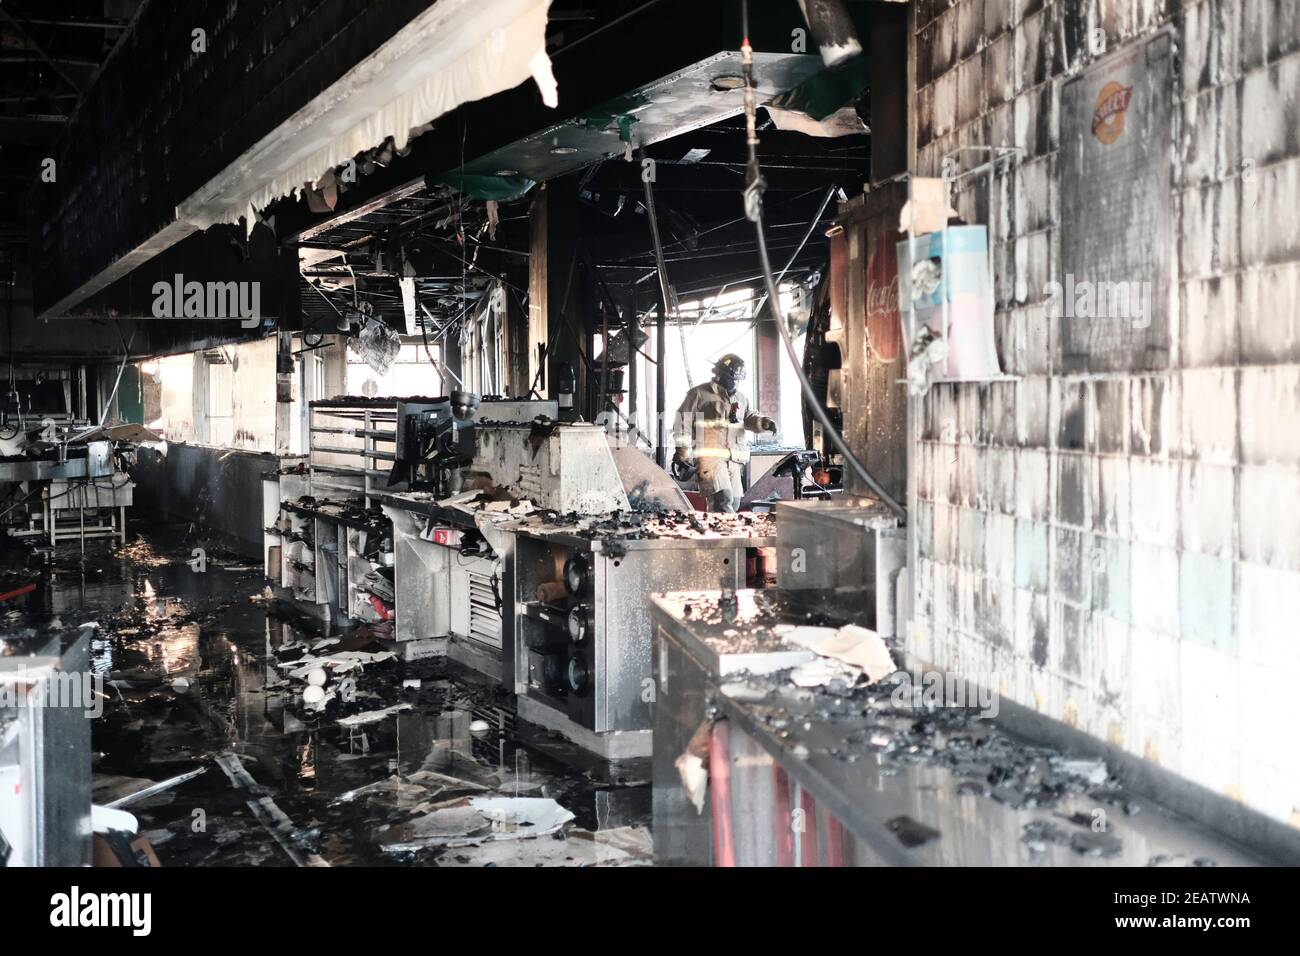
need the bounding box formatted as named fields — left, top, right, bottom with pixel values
left=379, top=796, right=576, bottom=854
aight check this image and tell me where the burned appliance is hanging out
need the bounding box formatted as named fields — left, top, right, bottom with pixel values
left=390, top=394, right=479, bottom=497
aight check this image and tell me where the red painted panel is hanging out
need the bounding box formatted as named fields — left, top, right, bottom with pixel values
left=865, top=226, right=904, bottom=362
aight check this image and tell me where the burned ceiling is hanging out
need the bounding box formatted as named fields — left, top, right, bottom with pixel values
left=281, top=0, right=876, bottom=347
left=8, top=0, right=878, bottom=359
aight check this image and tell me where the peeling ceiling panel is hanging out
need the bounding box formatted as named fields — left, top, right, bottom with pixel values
left=457, top=52, right=824, bottom=185
left=179, top=0, right=556, bottom=231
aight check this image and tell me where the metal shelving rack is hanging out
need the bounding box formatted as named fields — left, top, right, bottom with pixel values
left=306, top=398, right=399, bottom=507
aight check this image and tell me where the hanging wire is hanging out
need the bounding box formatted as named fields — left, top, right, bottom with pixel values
left=739, top=0, right=906, bottom=522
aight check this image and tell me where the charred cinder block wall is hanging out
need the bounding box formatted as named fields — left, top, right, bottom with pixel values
left=910, top=0, right=1300, bottom=827
left=34, top=0, right=434, bottom=315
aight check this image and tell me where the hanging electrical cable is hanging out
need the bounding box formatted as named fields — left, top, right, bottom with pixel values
left=642, top=172, right=693, bottom=388
left=739, top=0, right=906, bottom=523
left=419, top=303, right=465, bottom=388
left=704, top=183, right=837, bottom=363
left=749, top=183, right=838, bottom=321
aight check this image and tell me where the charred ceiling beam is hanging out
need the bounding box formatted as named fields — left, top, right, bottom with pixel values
left=0, top=6, right=86, bottom=94
left=296, top=179, right=429, bottom=244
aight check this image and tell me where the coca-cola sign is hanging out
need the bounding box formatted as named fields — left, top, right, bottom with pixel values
left=865, top=230, right=903, bottom=361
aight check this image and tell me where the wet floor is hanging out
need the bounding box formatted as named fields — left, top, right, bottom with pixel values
left=6, top=525, right=652, bottom=866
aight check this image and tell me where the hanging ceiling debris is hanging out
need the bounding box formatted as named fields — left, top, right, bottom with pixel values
left=35, top=0, right=558, bottom=322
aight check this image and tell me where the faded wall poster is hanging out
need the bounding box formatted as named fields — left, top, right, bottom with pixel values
left=1058, top=31, right=1173, bottom=372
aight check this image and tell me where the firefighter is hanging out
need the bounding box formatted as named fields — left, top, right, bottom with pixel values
left=672, top=353, right=777, bottom=512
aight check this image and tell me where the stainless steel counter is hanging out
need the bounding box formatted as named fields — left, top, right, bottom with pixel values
left=378, top=490, right=780, bottom=758
left=0, top=441, right=112, bottom=482
left=650, top=589, right=1278, bottom=867
left=0, top=628, right=94, bottom=867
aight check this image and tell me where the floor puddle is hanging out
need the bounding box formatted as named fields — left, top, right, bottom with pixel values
left=6, top=526, right=651, bottom=866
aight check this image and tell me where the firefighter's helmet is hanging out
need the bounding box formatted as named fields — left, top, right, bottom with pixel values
left=713, top=353, right=746, bottom=393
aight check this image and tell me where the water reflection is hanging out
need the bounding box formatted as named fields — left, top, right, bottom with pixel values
left=24, top=529, right=652, bottom=866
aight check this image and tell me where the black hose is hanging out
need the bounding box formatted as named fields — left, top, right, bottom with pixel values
left=740, top=0, right=906, bottom=523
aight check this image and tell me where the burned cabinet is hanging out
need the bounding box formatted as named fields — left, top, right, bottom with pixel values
left=508, top=529, right=760, bottom=759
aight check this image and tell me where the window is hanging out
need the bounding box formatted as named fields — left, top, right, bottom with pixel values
left=622, top=283, right=807, bottom=448
left=205, top=351, right=234, bottom=446
left=345, top=339, right=448, bottom=398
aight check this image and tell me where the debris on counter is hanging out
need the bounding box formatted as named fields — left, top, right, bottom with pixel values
left=438, top=495, right=777, bottom=547
left=719, top=680, right=774, bottom=701
left=1050, top=757, right=1110, bottom=786
left=652, top=588, right=1198, bottom=865
left=789, top=656, right=864, bottom=689
left=886, top=815, right=941, bottom=848
left=442, top=490, right=483, bottom=509
left=782, top=623, right=896, bottom=684
left=1070, top=830, right=1123, bottom=858
left=482, top=498, right=535, bottom=516
left=1021, top=819, right=1071, bottom=854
